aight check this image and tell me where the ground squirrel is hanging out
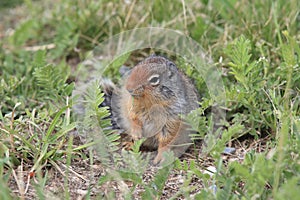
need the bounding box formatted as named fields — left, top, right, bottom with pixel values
left=103, top=55, right=199, bottom=165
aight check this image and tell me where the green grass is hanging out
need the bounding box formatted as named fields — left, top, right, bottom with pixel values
left=0, top=0, right=23, bottom=9
left=0, top=0, right=299, bottom=199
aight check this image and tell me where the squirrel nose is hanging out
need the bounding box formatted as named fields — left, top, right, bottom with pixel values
left=127, top=89, right=134, bottom=95
left=127, top=86, right=144, bottom=97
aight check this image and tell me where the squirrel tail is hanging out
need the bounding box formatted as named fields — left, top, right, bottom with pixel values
left=99, top=78, right=116, bottom=109
left=99, top=78, right=121, bottom=129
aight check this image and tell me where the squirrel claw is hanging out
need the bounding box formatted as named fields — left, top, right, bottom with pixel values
left=153, top=155, right=162, bottom=166
left=153, top=149, right=165, bottom=165
left=122, top=141, right=134, bottom=150
left=130, top=132, right=142, bottom=140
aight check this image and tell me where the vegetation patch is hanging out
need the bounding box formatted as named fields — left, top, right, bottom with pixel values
left=0, top=0, right=299, bottom=199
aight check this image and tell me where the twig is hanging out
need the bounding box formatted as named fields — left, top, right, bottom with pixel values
left=24, top=43, right=55, bottom=51
left=12, top=160, right=25, bottom=200
left=51, top=161, right=88, bottom=182
left=124, top=0, right=136, bottom=29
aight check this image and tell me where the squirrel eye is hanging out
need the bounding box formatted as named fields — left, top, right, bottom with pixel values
left=148, top=74, right=160, bottom=86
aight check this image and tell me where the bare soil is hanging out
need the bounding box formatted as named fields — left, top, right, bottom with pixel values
left=7, top=132, right=270, bottom=199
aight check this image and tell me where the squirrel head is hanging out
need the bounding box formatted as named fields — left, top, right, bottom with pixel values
left=125, top=56, right=178, bottom=100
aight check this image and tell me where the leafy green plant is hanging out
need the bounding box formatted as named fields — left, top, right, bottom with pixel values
left=33, top=52, right=74, bottom=106
left=224, top=36, right=276, bottom=137
left=75, top=79, right=120, bottom=164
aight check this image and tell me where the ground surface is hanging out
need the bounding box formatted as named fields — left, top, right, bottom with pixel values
left=7, top=132, right=269, bottom=199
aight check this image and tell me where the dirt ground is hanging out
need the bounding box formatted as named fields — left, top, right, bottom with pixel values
left=7, top=132, right=270, bottom=199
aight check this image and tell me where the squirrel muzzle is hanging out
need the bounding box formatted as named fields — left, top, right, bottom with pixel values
left=127, top=85, right=144, bottom=97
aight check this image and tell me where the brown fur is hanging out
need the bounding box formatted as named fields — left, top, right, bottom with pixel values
left=110, top=55, right=199, bottom=165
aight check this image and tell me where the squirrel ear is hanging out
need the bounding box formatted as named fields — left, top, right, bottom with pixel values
left=167, top=61, right=177, bottom=78
left=119, top=65, right=132, bottom=77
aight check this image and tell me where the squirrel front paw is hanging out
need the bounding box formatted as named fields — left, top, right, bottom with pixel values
left=153, top=146, right=170, bottom=165
left=130, top=127, right=142, bottom=140
left=153, top=153, right=163, bottom=165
